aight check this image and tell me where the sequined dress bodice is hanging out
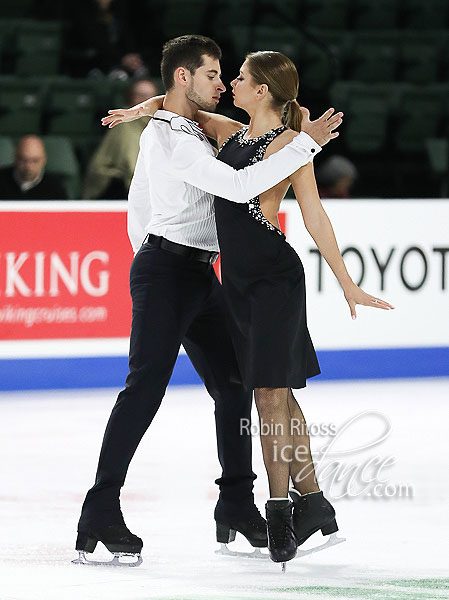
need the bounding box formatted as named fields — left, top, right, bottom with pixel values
left=216, top=125, right=287, bottom=236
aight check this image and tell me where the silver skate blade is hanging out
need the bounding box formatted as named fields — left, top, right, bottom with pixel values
left=72, top=550, right=143, bottom=567
left=296, top=533, right=346, bottom=558
left=215, top=543, right=270, bottom=560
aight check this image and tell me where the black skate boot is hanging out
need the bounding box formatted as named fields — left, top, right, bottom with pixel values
left=73, top=522, right=143, bottom=567
left=289, top=489, right=338, bottom=546
left=215, top=499, right=268, bottom=557
left=265, top=499, right=297, bottom=570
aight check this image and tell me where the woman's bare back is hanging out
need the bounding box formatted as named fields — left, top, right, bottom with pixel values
left=258, top=128, right=299, bottom=229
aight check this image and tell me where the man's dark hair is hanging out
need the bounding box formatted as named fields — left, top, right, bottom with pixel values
left=161, top=35, right=222, bottom=91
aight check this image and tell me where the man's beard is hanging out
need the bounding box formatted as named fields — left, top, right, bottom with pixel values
left=186, top=81, right=216, bottom=112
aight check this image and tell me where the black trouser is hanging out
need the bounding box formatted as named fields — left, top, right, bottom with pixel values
left=78, top=241, right=256, bottom=530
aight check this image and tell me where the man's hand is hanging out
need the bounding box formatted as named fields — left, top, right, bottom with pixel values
left=300, top=107, right=343, bottom=146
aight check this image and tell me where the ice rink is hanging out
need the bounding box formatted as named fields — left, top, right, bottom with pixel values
left=1, top=378, right=448, bottom=600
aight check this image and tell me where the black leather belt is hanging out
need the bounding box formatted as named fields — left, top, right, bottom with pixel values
left=144, top=233, right=219, bottom=265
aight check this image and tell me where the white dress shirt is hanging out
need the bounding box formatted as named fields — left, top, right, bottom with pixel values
left=127, top=109, right=321, bottom=253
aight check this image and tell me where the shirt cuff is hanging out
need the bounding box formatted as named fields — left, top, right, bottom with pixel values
left=291, top=131, right=322, bottom=157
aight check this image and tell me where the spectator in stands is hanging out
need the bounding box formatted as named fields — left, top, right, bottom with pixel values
left=316, top=155, right=358, bottom=199
left=68, top=0, right=149, bottom=80
left=0, top=136, right=67, bottom=200
left=83, top=79, right=158, bottom=199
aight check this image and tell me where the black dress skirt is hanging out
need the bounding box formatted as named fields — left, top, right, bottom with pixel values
left=214, top=125, right=321, bottom=390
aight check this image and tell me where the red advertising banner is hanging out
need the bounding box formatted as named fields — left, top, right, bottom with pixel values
left=0, top=205, right=133, bottom=340
left=0, top=204, right=287, bottom=341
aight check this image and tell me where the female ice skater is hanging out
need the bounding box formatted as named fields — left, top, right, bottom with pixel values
left=103, top=51, right=393, bottom=567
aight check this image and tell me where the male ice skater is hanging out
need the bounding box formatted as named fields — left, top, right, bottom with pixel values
left=74, top=35, right=341, bottom=566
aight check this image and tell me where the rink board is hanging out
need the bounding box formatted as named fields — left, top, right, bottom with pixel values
left=0, top=347, right=448, bottom=391
left=0, top=200, right=448, bottom=390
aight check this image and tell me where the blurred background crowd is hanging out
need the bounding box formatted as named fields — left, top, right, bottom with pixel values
left=0, top=0, right=448, bottom=201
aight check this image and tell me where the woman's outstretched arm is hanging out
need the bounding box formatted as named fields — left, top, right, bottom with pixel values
left=289, top=163, right=395, bottom=319
left=101, top=95, right=164, bottom=127
left=101, top=95, right=243, bottom=143
left=195, top=111, right=244, bottom=145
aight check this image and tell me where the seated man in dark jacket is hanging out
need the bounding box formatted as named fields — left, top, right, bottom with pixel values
left=0, top=135, right=67, bottom=200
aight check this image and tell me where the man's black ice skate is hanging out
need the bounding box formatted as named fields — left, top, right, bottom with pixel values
left=266, top=499, right=297, bottom=572
left=289, top=489, right=345, bottom=556
left=73, top=523, right=143, bottom=567
left=215, top=502, right=268, bottom=558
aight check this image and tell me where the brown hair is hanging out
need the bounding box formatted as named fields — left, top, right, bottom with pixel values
left=161, top=35, right=222, bottom=91
left=245, top=51, right=302, bottom=132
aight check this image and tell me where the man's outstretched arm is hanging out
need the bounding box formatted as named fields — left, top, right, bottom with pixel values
left=166, top=108, right=341, bottom=203
left=168, top=131, right=319, bottom=203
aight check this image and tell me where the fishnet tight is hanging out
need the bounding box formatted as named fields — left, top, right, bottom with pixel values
left=253, top=387, right=320, bottom=498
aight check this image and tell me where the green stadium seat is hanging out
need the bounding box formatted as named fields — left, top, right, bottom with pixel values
left=345, top=99, right=389, bottom=154
left=212, top=0, right=257, bottom=33
left=297, top=43, right=334, bottom=91
left=350, top=0, right=398, bottom=29
left=0, top=0, right=33, bottom=18
left=91, top=78, right=129, bottom=115
left=47, top=80, right=96, bottom=136
left=252, top=26, right=301, bottom=62
left=394, top=85, right=446, bottom=154
left=227, top=26, right=253, bottom=59
left=157, top=0, right=210, bottom=39
left=441, top=35, right=449, bottom=83
left=239, top=26, right=333, bottom=91
left=0, top=19, right=19, bottom=72
left=426, top=138, right=448, bottom=175
left=426, top=138, right=449, bottom=196
left=228, top=26, right=334, bottom=91
left=347, top=32, right=397, bottom=82
left=313, top=30, right=349, bottom=78
left=0, top=77, right=43, bottom=134
left=0, top=136, right=14, bottom=168
left=42, top=136, right=80, bottom=199
left=302, top=0, right=347, bottom=30
left=330, top=81, right=396, bottom=111
left=14, top=20, right=62, bottom=76
left=401, top=0, right=449, bottom=29
left=398, top=32, right=448, bottom=84
left=330, top=83, right=392, bottom=154
left=257, top=0, right=299, bottom=27
left=329, top=81, right=354, bottom=111
left=71, top=135, right=103, bottom=174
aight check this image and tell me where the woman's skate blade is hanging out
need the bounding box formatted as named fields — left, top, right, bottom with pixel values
left=215, top=542, right=270, bottom=559
left=72, top=550, right=143, bottom=567
left=295, top=532, right=346, bottom=558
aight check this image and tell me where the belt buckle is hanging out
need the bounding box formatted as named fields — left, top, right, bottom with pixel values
left=209, top=252, right=219, bottom=265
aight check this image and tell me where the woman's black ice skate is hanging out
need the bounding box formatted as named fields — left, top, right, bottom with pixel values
left=73, top=524, right=143, bottom=567
left=215, top=505, right=268, bottom=558
left=266, top=499, right=297, bottom=572
left=289, top=489, right=345, bottom=556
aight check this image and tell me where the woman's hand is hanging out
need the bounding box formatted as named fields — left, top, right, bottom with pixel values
left=101, top=103, right=149, bottom=128
left=343, top=282, right=395, bottom=320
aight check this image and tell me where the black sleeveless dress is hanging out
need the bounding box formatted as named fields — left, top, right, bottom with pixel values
left=215, top=125, right=321, bottom=390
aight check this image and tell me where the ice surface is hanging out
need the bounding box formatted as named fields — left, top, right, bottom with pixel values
left=1, top=379, right=448, bottom=600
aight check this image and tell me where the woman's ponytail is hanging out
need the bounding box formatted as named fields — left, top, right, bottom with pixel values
left=282, top=99, right=302, bottom=132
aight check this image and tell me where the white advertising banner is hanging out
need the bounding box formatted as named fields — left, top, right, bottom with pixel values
left=282, top=199, right=449, bottom=350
